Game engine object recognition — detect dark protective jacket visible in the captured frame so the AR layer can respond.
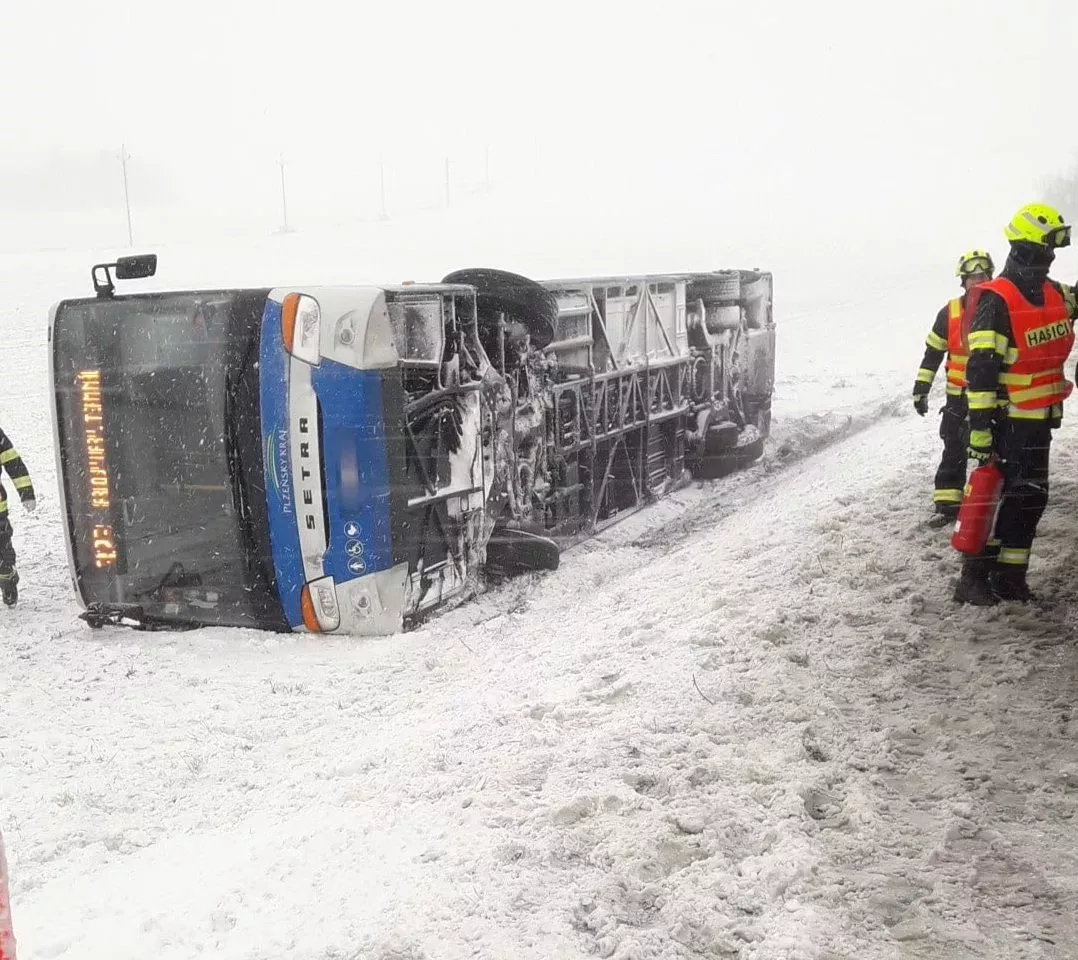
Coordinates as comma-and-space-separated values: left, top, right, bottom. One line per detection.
964, 242, 1078, 435
0, 428, 34, 516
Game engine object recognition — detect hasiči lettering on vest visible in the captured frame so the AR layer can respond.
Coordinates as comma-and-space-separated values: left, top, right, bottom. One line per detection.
1024, 320, 1073, 348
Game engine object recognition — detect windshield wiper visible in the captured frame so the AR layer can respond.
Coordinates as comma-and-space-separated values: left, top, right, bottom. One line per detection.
224, 364, 262, 592
80, 602, 200, 632
224, 372, 251, 522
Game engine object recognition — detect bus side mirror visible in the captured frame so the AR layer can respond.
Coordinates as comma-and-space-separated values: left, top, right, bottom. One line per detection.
92, 254, 158, 298
115, 254, 157, 280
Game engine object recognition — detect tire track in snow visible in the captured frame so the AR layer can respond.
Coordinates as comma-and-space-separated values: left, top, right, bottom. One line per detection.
615, 394, 910, 552
427, 392, 912, 634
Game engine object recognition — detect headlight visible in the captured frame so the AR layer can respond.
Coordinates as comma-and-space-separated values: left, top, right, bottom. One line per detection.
299, 575, 340, 632
282, 293, 322, 365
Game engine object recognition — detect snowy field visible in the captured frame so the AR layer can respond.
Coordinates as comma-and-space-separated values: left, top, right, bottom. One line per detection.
2, 209, 1078, 959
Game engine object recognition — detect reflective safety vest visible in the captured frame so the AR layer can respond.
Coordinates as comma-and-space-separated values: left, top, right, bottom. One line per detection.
944, 297, 968, 390
983, 278, 1075, 409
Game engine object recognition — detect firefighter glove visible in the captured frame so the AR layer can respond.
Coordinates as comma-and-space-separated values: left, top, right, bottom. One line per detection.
967, 428, 993, 466
913, 395, 929, 417
23, 498, 35, 513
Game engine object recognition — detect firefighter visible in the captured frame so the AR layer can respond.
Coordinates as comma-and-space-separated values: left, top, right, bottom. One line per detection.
954, 202, 1078, 605
913, 249, 995, 520
0, 427, 35, 607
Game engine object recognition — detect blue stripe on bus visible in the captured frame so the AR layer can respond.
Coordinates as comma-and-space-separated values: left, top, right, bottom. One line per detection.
258, 298, 305, 628
310, 362, 392, 583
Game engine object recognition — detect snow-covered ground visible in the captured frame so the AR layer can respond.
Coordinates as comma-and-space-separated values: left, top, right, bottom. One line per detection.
2, 217, 1078, 959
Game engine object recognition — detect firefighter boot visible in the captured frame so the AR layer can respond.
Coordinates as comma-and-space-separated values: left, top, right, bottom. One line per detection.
990, 564, 1034, 604
928, 501, 960, 528
0, 569, 18, 607
953, 556, 997, 606
934, 501, 960, 521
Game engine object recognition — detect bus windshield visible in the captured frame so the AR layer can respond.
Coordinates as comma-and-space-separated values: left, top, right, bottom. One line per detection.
52, 290, 288, 630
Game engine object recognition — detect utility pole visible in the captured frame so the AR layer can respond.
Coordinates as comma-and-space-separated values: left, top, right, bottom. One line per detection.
278, 154, 291, 233
379, 154, 388, 221
119, 144, 133, 247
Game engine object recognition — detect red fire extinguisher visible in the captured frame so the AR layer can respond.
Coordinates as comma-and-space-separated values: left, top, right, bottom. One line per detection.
951, 459, 1004, 555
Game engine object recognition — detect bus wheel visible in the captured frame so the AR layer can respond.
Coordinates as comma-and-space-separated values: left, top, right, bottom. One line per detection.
736, 435, 766, 467
442, 267, 559, 350
689, 420, 741, 479
484, 518, 560, 580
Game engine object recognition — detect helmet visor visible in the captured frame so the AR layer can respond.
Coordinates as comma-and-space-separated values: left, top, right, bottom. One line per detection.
958, 255, 993, 277
1045, 224, 1072, 249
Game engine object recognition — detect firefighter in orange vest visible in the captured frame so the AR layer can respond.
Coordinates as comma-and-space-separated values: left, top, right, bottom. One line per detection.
913, 249, 995, 520
955, 203, 1078, 605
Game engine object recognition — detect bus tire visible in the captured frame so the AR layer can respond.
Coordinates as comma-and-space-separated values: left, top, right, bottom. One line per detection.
689, 420, 741, 480
442, 268, 559, 349
484, 518, 561, 579
736, 435, 766, 467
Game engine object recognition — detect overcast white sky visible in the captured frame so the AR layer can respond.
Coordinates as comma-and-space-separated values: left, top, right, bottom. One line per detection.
3, 0, 1078, 266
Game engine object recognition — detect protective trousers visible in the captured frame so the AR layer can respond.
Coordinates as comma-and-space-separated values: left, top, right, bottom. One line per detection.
934, 393, 969, 508
987, 417, 1053, 568
0, 514, 15, 576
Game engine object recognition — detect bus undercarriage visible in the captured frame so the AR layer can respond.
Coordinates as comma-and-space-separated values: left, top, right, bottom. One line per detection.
398, 267, 775, 623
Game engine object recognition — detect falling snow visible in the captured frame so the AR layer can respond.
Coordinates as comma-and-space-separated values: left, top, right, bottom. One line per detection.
1, 219, 1077, 959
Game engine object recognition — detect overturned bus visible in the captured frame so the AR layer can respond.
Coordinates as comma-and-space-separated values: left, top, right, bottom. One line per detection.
49, 256, 775, 634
